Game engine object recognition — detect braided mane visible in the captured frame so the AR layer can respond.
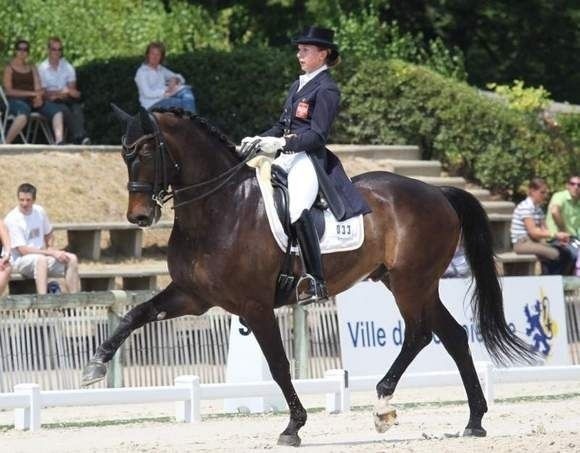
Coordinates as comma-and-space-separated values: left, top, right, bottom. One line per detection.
151, 107, 237, 152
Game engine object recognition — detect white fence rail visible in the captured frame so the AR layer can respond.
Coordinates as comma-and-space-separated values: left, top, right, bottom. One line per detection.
2, 369, 349, 431
3, 363, 580, 431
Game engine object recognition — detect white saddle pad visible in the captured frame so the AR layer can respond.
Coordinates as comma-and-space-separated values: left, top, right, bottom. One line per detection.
248, 155, 365, 254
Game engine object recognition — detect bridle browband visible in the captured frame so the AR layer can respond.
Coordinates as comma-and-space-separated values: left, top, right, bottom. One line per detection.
121, 112, 260, 210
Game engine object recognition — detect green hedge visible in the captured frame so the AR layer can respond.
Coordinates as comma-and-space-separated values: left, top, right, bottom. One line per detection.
336, 59, 579, 195
77, 51, 579, 197
77, 46, 296, 144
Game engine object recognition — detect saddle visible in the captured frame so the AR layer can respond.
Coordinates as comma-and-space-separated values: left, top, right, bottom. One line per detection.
271, 164, 326, 239
270, 164, 326, 307
246, 154, 365, 307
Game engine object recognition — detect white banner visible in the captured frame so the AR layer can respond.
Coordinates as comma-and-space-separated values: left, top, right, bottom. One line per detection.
223, 316, 285, 413
336, 276, 570, 376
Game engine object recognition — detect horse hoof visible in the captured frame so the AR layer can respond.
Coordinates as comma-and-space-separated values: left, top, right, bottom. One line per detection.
463, 427, 487, 437
374, 396, 397, 433
81, 361, 107, 387
277, 433, 301, 447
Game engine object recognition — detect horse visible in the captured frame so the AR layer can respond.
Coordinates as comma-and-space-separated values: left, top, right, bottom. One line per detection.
81, 106, 534, 447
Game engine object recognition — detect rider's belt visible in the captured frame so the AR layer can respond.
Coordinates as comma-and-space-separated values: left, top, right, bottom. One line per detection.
280, 149, 296, 154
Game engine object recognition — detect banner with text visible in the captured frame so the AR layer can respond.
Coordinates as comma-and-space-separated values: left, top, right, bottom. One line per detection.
336, 276, 569, 376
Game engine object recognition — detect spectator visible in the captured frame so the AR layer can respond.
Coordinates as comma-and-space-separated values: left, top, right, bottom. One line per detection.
0, 219, 12, 295
135, 41, 197, 113
37, 37, 90, 145
442, 243, 470, 278
546, 174, 580, 275
2, 39, 65, 144
4, 183, 80, 294
510, 177, 574, 275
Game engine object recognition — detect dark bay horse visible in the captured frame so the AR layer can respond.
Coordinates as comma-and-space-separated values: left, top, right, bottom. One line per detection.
82, 107, 534, 446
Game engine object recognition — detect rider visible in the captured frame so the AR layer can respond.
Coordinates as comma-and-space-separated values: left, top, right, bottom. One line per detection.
242, 26, 361, 305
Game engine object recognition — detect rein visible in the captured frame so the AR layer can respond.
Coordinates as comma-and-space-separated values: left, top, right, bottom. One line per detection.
172, 142, 258, 208
123, 112, 260, 210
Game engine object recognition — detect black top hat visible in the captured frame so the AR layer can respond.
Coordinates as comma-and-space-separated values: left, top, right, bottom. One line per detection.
293, 26, 338, 51
293, 26, 340, 66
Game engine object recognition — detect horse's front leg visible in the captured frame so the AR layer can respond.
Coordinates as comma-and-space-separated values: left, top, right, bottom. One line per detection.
244, 303, 307, 447
81, 282, 210, 386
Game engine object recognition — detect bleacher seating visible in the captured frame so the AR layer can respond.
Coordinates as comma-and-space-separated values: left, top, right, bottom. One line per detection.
53, 220, 172, 260
2, 144, 543, 295
9, 263, 169, 294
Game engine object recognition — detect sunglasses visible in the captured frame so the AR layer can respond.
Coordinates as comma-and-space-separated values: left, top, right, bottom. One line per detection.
569, 182, 580, 187
16, 47, 29, 52
50, 47, 63, 52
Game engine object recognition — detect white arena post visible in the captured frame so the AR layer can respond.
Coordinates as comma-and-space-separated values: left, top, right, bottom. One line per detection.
174, 375, 201, 423
324, 369, 350, 413
14, 383, 40, 431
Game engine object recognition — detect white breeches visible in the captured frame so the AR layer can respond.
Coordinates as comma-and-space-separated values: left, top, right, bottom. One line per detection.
273, 151, 319, 223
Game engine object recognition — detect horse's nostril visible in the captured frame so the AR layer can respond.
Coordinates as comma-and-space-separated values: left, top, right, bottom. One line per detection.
136, 215, 150, 227
128, 213, 151, 226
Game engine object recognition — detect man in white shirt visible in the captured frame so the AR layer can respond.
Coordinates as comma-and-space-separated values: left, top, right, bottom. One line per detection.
134, 41, 196, 112
37, 36, 90, 145
4, 183, 80, 294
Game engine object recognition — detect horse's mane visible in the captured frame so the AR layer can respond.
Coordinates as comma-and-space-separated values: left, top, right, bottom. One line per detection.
151, 107, 237, 154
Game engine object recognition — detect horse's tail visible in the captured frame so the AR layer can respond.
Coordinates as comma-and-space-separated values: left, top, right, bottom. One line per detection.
440, 186, 537, 365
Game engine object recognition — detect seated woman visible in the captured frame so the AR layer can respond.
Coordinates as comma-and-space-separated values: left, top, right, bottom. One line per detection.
510, 177, 574, 275
134, 41, 197, 113
2, 39, 64, 144
0, 218, 12, 295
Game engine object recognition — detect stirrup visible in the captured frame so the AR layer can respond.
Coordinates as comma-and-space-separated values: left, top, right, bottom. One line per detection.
296, 274, 328, 306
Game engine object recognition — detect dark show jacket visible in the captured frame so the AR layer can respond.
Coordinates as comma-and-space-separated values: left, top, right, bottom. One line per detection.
261, 70, 371, 221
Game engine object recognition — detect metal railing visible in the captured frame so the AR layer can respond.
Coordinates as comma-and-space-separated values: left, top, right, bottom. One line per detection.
0, 291, 341, 391
1, 277, 579, 392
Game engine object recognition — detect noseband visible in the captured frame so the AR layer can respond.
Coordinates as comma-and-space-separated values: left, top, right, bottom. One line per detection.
122, 112, 261, 210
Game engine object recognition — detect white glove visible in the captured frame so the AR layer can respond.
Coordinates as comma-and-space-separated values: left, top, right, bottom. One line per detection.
238, 136, 261, 155
258, 136, 286, 154
241, 135, 261, 146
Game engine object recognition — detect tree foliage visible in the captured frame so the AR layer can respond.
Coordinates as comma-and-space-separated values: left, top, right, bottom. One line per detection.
0, 0, 230, 65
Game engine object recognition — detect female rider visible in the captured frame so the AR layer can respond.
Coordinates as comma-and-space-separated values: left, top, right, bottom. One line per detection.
242, 26, 354, 305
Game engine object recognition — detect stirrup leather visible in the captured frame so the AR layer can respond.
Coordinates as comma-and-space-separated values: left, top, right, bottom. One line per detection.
296, 273, 328, 306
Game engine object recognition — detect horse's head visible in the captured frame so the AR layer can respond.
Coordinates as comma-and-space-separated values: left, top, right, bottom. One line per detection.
113, 104, 180, 227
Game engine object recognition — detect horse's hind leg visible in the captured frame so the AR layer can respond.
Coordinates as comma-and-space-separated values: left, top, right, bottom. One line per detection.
243, 305, 306, 447
81, 282, 210, 386
374, 280, 434, 433
432, 300, 488, 437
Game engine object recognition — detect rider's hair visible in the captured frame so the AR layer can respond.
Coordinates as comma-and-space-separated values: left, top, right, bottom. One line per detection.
145, 41, 166, 64
17, 183, 37, 199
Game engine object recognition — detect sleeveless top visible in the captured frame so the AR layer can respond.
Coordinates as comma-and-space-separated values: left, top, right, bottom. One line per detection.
10, 64, 35, 92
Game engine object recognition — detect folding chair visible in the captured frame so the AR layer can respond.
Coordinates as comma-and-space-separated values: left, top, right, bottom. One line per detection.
27, 111, 55, 144
0, 86, 28, 144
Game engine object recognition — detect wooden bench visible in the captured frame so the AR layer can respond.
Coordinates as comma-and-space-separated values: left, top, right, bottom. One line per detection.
488, 213, 513, 253
53, 220, 173, 260
496, 252, 538, 276
9, 263, 169, 294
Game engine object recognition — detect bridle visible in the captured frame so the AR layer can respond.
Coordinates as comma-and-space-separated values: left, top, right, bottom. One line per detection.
122, 112, 261, 210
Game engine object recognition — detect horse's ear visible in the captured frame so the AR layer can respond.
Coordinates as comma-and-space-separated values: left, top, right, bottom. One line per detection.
139, 107, 155, 134
111, 103, 132, 125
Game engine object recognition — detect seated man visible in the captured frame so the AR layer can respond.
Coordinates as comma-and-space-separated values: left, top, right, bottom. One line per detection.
37, 36, 90, 145
546, 174, 580, 275
135, 41, 197, 113
4, 183, 80, 294
510, 177, 573, 275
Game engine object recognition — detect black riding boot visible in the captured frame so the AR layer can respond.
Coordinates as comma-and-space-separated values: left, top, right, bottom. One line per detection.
293, 210, 328, 305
